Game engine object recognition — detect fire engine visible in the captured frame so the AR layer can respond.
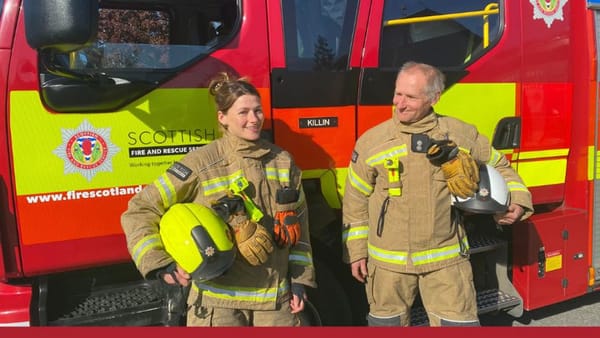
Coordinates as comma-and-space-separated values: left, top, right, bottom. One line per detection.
1, 0, 600, 327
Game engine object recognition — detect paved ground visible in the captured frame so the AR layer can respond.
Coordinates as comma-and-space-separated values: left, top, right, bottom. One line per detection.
480, 291, 600, 326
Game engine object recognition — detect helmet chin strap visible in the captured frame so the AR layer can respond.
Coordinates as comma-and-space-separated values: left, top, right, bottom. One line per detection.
451, 206, 469, 258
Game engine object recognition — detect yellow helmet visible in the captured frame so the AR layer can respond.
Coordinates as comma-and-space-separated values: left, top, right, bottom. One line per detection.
159, 203, 235, 281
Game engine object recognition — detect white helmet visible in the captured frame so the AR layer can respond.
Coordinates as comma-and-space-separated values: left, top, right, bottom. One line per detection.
452, 164, 510, 214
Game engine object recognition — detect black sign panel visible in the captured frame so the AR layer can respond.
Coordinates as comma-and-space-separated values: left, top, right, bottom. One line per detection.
299, 117, 338, 129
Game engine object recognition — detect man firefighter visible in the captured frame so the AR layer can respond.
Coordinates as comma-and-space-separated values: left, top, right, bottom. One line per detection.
342, 61, 533, 326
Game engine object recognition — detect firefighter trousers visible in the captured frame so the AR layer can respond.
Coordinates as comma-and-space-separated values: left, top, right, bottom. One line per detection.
366, 260, 479, 326
187, 301, 301, 327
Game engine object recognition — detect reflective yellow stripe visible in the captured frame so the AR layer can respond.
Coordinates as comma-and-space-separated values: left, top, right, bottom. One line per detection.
289, 250, 313, 267
366, 145, 408, 166
265, 167, 290, 185
517, 159, 567, 187
518, 148, 569, 160
589, 146, 600, 180
411, 237, 469, 265
361, 146, 408, 197
342, 225, 369, 243
132, 234, 163, 266
368, 243, 409, 264
368, 237, 469, 266
201, 170, 244, 196
487, 147, 503, 166
589, 146, 595, 180
507, 181, 528, 192
348, 166, 373, 196
153, 173, 176, 209
492, 148, 571, 188
193, 279, 289, 303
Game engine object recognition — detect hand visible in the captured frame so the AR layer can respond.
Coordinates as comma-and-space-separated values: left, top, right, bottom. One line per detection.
494, 203, 524, 225
160, 264, 191, 287
290, 283, 307, 314
351, 258, 368, 283
290, 294, 305, 314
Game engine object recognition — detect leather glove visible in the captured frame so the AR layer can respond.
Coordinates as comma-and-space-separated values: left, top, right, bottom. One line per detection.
234, 219, 274, 266
273, 210, 301, 248
427, 140, 479, 199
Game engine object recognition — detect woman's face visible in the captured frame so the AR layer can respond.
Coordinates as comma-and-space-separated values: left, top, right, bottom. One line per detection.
218, 94, 264, 141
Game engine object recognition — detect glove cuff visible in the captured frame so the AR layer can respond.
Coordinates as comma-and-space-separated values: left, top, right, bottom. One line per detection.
230, 214, 250, 227
426, 140, 459, 166
154, 262, 178, 285
291, 283, 306, 298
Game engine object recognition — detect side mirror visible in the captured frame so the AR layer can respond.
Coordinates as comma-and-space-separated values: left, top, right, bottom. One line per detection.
24, 0, 99, 52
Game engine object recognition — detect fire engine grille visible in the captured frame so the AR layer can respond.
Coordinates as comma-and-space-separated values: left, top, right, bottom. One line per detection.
410, 288, 521, 326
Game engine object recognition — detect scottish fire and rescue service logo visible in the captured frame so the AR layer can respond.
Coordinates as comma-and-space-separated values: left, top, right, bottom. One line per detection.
53, 120, 120, 181
530, 0, 568, 28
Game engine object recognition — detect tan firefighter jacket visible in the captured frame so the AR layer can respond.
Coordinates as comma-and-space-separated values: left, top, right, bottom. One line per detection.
121, 131, 316, 311
342, 112, 533, 274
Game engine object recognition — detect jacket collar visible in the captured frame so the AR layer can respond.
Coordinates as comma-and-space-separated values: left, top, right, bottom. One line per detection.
393, 110, 439, 134
223, 131, 271, 159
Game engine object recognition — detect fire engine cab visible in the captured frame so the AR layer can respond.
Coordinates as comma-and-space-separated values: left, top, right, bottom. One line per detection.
1, 0, 600, 326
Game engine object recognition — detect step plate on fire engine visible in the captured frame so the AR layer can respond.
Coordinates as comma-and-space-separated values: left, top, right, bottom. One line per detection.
48, 280, 164, 326
410, 288, 521, 326
467, 234, 505, 254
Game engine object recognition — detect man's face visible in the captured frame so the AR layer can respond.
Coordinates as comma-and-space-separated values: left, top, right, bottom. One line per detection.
392, 69, 439, 123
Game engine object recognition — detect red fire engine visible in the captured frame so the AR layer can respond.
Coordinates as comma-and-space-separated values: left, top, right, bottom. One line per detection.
1, 0, 599, 326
